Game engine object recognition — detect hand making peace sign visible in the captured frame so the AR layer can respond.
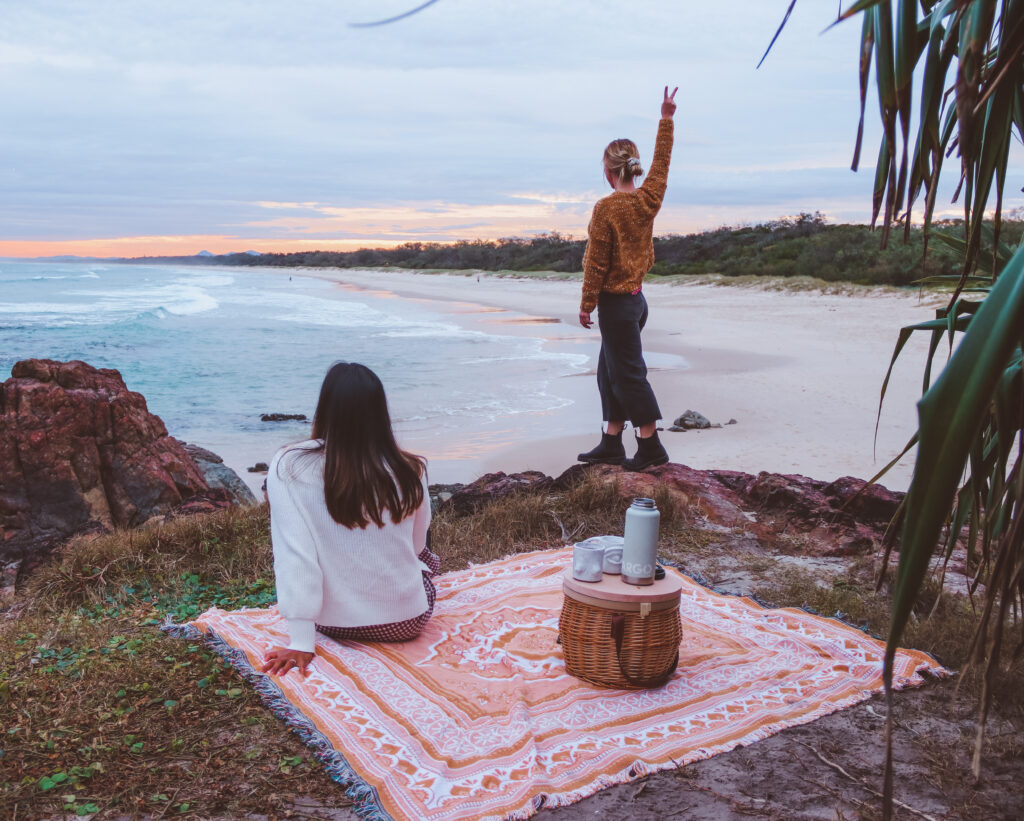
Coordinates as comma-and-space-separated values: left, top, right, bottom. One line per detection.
662, 86, 678, 119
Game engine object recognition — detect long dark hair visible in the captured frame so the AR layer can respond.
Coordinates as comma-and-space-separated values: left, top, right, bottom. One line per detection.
301, 362, 424, 528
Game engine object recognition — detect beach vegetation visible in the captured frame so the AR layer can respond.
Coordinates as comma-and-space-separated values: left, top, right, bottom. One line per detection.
766, 1, 1024, 812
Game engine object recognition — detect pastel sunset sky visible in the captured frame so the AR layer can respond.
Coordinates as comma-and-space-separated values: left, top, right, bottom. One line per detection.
2, 1, 1021, 258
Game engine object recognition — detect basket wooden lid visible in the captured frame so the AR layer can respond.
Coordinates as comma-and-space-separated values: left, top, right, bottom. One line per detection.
562, 567, 682, 603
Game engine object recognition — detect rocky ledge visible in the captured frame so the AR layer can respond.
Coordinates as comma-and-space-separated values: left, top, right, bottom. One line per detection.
435, 463, 904, 559
0, 360, 253, 575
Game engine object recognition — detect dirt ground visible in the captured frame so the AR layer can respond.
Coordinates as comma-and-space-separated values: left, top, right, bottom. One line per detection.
283, 682, 1022, 820
542, 684, 1023, 821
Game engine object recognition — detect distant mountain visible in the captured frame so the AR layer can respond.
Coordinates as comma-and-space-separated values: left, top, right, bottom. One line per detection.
25, 255, 110, 262
196, 250, 214, 257
243, 250, 261, 256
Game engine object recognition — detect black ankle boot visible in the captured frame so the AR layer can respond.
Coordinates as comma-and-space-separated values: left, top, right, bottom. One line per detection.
623, 430, 669, 471
577, 430, 625, 465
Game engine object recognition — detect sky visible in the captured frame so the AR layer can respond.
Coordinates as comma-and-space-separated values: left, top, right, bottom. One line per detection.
2, 0, 1021, 258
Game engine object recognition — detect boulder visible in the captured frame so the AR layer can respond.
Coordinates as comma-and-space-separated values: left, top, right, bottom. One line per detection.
162, 487, 235, 520
0, 359, 210, 563
711, 470, 904, 554
671, 410, 712, 430
260, 413, 307, 422
182, 444, 257, 507
428, 482, 466, 513
554, 463, 758, 533
439, 471, 553, 516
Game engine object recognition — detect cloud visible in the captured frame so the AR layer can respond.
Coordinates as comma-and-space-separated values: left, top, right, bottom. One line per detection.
2, 1, 1021, 255
243, 199, 591, 240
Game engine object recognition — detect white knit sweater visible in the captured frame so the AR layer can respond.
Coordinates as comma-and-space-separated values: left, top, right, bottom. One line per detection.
267, 441, 432, 653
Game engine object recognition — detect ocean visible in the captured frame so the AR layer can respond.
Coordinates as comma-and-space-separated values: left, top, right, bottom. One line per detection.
0, 261, 591, 487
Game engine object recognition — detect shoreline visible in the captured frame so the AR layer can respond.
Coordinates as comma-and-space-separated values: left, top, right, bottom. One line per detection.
232, 266, 940, 492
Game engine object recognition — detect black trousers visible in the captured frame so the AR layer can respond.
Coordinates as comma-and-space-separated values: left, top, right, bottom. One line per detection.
596, 291, 662, 427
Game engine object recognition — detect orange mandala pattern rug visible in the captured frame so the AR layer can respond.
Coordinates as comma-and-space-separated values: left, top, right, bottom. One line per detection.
167, 547, 947, 821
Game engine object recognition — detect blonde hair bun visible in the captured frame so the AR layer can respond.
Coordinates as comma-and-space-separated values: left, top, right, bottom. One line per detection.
603, 138, 644, 183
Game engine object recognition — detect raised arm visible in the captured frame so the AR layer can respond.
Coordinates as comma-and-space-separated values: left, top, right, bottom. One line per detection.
640, 86, 677, 211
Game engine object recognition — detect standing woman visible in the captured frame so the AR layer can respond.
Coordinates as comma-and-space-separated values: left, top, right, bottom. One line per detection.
577, 86, 677, 471
261, 362, 438, 677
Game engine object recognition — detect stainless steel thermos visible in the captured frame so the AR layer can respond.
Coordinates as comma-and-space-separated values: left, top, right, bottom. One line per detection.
622, 497, 660, 585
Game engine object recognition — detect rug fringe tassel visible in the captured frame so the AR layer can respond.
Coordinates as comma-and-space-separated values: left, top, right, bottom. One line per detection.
161, 617, 393, 821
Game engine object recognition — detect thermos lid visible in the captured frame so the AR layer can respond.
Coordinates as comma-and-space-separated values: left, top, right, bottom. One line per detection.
631, 497, 657, 509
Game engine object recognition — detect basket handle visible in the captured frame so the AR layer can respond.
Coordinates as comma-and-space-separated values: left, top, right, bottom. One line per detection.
610, 614, 678, 688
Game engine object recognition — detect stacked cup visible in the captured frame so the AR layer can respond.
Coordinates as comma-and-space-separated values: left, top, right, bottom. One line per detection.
572, 535, 625, 582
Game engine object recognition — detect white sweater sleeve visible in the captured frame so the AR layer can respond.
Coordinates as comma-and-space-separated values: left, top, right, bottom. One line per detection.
412, 472, 432, 556
267, 455, 323, 653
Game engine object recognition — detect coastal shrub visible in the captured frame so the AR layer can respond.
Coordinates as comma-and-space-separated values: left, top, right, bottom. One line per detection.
124, 216, 1024, 289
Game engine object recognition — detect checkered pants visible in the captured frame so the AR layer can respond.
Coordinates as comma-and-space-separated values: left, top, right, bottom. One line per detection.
315, 547, 440, 643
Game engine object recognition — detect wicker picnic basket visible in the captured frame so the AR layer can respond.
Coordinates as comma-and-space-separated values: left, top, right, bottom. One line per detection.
559, 572, 682, 689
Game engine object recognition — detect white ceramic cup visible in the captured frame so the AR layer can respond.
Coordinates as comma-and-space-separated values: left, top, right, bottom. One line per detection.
572, 543, 605, 582
602, 546, 623, 574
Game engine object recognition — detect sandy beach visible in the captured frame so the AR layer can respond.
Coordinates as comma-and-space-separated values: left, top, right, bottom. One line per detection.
279, 269, 942, 492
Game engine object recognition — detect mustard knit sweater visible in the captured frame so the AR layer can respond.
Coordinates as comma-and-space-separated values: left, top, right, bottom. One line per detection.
580, 117, 674, 314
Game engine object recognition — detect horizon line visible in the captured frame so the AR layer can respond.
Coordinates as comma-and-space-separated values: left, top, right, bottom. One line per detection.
0, 213, 901, 260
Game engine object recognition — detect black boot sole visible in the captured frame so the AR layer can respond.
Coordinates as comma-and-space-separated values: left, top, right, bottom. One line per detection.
622, 453, 669, 472
577, 454, 625, 465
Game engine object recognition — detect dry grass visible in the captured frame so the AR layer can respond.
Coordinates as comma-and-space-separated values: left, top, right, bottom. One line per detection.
24, 504, 274, 615
0, 505, 347, 819
430, 471, 710, 572
754, 565, 1024, 709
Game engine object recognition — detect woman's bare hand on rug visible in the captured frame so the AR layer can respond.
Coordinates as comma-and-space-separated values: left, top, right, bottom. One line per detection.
262, 647, 314, 676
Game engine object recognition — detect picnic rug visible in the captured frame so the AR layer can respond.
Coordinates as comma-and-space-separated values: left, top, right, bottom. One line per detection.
165, 547, 948, 821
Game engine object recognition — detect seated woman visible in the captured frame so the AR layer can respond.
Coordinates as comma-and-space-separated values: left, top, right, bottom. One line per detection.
261, 362, 438, 677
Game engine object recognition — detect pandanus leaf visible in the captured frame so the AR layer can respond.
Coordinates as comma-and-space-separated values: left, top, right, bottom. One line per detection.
893, 0, 919, 229
882, 248, 1024, 816
956, 0, 997, 169
966, 79, 1015, 276
838, 0, 888, 23
908, 12, 955, 245
872, 134, 891, 227
908, 24, 942, 182
756, 0, 798, 69
972, 2, 1024, 113
873, 308, 973, 456
885, 245, 1024, 714
853, 12, 876, 170
874, 4, 901, 245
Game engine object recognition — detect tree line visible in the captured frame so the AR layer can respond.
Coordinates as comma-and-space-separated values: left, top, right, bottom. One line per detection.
128, 213, 1024, 287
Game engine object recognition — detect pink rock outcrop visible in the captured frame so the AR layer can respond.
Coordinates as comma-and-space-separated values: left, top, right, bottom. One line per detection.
0, 359, 210, 562
442, 463, 904, 558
